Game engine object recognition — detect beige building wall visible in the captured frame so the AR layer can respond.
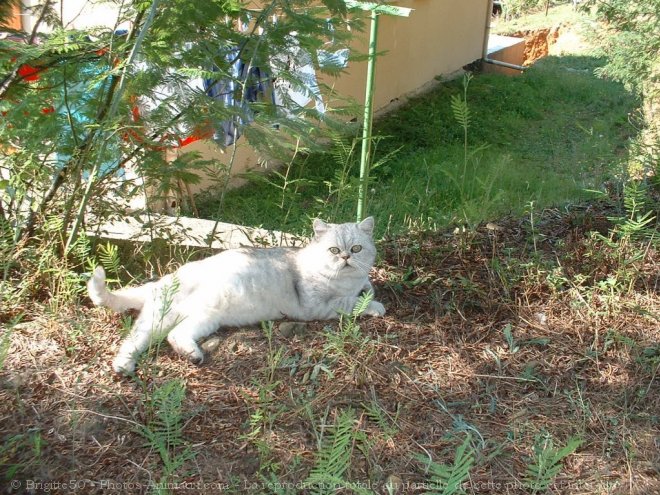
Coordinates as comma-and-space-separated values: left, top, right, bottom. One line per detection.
172, 138, 261, 196
327, 0, 490, 113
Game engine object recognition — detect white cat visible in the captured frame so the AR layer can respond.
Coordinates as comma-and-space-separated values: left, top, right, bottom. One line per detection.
88, 217, 385, 374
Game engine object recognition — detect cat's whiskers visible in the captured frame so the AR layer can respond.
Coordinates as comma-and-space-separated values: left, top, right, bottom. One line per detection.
348, 257, 370, 275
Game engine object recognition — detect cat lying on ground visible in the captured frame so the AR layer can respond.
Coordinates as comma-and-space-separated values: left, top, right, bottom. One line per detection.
88, 217, 385, 374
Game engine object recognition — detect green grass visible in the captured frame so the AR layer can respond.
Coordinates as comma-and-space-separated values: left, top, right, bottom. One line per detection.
195, 45, 639, 237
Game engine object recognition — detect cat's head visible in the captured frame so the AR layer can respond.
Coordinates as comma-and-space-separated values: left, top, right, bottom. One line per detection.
310, 217, 376, 276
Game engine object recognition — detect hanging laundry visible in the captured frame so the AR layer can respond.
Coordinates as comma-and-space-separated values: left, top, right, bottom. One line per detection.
270, 33, 350, 118
270, 34, 325, 116
318, 47, 350, 71
203, 48, 275, 147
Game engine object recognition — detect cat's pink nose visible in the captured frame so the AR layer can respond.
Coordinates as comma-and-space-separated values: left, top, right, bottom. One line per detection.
341, 253, 350, 260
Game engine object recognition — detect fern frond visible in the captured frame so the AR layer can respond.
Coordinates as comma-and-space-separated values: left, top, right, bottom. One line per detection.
137, 378, 194, 477
70, 234, 92, 265
416, 435, 474, 495
352, 290, 374, 317
43, 215, 64, 234
523, 433, 582, 494
623, 180, 647, 219
329, 133, 355, 167
150, 379, 187, 448
450, 94, 470, 130
98, 242, 121, 278
304, 409, 359, 495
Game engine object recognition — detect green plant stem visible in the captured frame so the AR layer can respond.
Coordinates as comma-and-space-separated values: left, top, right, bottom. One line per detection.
357, 9, 379, 223
461, 74, 471, 191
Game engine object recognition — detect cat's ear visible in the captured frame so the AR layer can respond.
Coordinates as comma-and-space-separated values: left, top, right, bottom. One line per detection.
358, 216, 375, 235
313, 218, 329, 237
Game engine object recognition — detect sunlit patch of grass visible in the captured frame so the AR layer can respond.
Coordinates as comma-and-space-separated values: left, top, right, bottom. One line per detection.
197, 50, 639, 237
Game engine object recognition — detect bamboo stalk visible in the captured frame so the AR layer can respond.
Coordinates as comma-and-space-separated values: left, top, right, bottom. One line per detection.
356, 9, 379, 223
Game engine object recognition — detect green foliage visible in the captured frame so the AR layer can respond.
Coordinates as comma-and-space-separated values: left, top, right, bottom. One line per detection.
523, 433, 582, 494
0, 430, 44, 481
137, 378, 195, 490
0, 327, 10, 371
586, 0, 660, 92
97, 241, 121, 279
156, 276, 180, 332
303, 409, 371, 495
500, 0, 549, 19
416, 435, 475, 495
324, 291, 374, 360
584, 0, 660, 268
0, 0, 21, 24
450, 73, 472, 139
361, 400, 399, 440
1, 218, 95, 312
502, 323, 520, 354
615, 181, 657, 241
262, 320, 285, 385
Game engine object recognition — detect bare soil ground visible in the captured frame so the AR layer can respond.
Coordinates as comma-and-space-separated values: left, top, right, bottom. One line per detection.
1, 202, 658, 494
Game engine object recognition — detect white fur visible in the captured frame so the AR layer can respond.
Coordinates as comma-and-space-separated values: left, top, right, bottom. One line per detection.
88, 217, 385, 374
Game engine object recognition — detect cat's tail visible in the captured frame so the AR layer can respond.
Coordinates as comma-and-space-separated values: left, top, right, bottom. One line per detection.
87, 266, 149, 312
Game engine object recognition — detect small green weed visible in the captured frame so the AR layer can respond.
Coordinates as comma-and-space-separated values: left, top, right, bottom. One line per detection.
136, 379, 195, 493
323, 291, 375, 359
416, 434, 475, 495
0, 430, 44, 481
303, 409, 370, 495
502, 324, 520, 354
523, 432, 582, 494
238, 321, 289, 475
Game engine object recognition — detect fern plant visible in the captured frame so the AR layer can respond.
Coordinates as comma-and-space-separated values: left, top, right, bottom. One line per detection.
362, 400, 399, 441
523, 432, 582, 494
591, 179, 659, 299
324, 290, 374, 359
616, 181, 657, 242
137, 378, 195, 490
450, 72, 473, 185
303, 409, 372, 495
95, 241, 122, 281
416, 434, 475, 495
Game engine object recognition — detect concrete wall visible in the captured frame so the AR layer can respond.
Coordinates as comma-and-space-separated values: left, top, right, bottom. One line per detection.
483, 34, 526, 76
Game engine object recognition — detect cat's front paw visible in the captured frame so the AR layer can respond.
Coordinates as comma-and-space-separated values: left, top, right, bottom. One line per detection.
112, 355, 136, 375
364, 300, 386, 317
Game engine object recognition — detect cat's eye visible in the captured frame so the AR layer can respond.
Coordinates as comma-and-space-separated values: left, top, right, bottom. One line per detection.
329, 247, 340, 255
351, 245, 362, 253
